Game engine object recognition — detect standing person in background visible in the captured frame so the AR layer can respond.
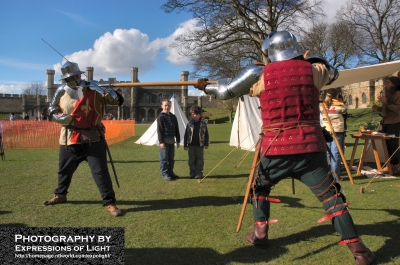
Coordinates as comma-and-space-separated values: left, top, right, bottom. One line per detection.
338, 94, 348, 149
372, 76, 400, 174
184, 105, 209, 179
43, 61, 124, 217
320, 88, 347, 179
9, 113, 16, 121
194, 30, 375, 264
157, 99, 180, 181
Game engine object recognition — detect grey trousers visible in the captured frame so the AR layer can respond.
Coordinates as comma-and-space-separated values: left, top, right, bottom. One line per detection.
188, 146, 204, 177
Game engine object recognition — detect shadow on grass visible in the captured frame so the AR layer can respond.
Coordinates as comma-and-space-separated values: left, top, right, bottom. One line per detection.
112, 160, 160, 163
0, 211, 27, 227
209, 140, 230, 144
67, 196, 238, 212
199, 173, 249, 180
0, 223, 27, 227
111, 159, 188, 163
125, 210, 400, 264
125, 245, 286, 265
124, 227, 334, 264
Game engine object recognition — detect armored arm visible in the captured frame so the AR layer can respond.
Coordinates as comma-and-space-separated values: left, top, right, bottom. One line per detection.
48, 84, 73, 125
88, 81, 124, 106
202, 64, 264, 100
305, 54, 339, 85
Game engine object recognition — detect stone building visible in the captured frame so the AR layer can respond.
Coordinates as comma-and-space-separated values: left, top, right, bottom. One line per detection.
341, 79, 384, 109
0, 93, 47, 120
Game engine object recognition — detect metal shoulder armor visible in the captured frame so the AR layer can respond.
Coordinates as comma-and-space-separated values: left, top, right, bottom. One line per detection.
204, 64, 264, 100
48, 84, 73, 125
306, 54, 339, 85
88, 80, 123, 105
48, 84, 66, 115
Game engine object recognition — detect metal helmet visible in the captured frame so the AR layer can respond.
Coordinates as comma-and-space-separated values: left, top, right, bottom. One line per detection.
262, 31, 304, 62
60, 61, 84, 80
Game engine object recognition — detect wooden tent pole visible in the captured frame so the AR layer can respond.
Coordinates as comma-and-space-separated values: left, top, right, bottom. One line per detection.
236, 135, 263, 233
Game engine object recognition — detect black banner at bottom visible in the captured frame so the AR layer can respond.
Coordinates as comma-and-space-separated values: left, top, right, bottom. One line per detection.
0, 227, 124, 264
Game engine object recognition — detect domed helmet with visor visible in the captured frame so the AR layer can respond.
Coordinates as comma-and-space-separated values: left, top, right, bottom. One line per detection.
262, 31, 304, 62
60, 61, 85, 88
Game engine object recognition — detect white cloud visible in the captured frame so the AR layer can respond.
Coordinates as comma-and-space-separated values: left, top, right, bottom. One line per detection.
188, 88, 206, 96
51, 22, 201, 81
54, 28, 165, 79
0, 84, 26, 94
162, 19, 200, 66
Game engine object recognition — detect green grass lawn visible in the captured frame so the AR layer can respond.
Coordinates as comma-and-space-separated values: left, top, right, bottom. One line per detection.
1, 111, 399, 264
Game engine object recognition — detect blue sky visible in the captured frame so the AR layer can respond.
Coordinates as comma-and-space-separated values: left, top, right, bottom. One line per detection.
0, 0, 344, 95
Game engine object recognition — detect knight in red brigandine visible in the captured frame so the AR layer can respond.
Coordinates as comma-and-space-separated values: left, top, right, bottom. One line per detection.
194, 31, 375, 265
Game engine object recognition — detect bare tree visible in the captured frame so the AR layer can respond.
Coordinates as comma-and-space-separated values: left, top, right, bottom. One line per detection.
163, 0, 324, 123
22, 81, 46, 96
219, 97, 239, 123
162, 0, 324, 78
337, 0, 400, 64
299, 21, 362, 69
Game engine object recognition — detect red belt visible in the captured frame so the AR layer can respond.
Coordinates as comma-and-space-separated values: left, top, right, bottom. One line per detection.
254, 196, 281, 203
254, 219, 278, 225
339, 237, 360, 245
318, 209, 349, 223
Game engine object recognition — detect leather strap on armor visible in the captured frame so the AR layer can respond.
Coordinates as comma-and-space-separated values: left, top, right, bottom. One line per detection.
339, 237, 360, 245
253, 195, 281, 203
309, 171, 333, 192
310, 171, 351, 223
254, 220, 278, 225
324, 203, 350, 214
259, 120, 321, 161
318, 209, 349, 223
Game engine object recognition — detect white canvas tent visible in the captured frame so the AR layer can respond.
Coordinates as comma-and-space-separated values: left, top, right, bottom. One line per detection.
135, 95, 188, 146
229, 95, 262, 151
323, 60, 400, 90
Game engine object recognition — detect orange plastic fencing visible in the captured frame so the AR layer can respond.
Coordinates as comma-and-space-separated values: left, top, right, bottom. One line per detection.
0, 120, 135, 149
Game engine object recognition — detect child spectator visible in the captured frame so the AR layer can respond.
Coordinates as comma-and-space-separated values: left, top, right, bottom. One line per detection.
184, 105, 209, 179
157, 99, 180, 181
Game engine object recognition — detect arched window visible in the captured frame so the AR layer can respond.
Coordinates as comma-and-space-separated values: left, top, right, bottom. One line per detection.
349, 95, 353, 106
362, 93, 367, 104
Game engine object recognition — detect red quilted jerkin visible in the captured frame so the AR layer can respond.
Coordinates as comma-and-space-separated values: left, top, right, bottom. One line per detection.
259, 60, 326, 156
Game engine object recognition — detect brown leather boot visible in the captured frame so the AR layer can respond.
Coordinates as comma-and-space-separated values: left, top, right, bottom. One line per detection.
244, 223, 268, 248
347, 241, 376, 265
106, 204, 122, 217
43, 195, 67, 205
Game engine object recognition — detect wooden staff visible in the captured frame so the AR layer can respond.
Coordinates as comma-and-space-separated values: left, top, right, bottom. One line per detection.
320, 102, 354, 184
236, 134, 263, 233
98, 80, 217, 87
